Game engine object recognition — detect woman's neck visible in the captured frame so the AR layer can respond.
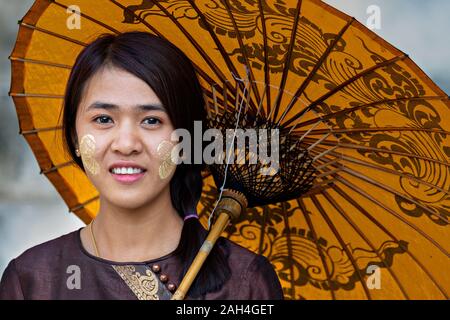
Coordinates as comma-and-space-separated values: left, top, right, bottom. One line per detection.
81, 187, 184, 263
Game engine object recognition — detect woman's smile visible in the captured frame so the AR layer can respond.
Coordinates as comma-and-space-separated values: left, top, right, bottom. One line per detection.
109, 161, 148, 185
110, 170, 146, 184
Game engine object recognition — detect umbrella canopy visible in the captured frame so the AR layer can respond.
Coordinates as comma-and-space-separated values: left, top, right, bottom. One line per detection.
10, 0, 450, 299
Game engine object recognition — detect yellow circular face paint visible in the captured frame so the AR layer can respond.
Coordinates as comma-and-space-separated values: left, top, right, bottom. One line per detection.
79, 134, 100, 175
157, 140, 176, 180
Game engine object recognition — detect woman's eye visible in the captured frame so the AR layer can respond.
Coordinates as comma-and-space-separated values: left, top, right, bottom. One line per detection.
143, 117, 161, 126
94, 115, 113, 124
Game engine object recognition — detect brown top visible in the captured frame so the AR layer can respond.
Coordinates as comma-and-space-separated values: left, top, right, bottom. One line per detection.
0, 228, 284, 300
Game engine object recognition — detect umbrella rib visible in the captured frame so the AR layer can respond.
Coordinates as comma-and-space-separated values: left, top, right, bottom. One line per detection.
280, 202, 297, 299
70, 195, 100, 213
185, 0, 259, 111
258, 206, 269, 255
9, 93, 64, 99
331, 183, 449, 298
21, 126, 62, 135
40, 161, 75, 175
257, 0, 270, 118
110, 0, 254, 112
309, 195, 372, 299
287, 96, 447, 130
312, 148, 450, 196
297, 199, 336, 300
332, 175, 449, 258
52, 1, 120, 34
282, 54, 409, 128
337, 166, 449, 225
271, 0, 303, 122
9, 57, 72, 70
276, 17, 355, 126
294, 126, 450, 136
301, 138, 450, 167
109, 0, 239, 100
19, 22, 88, 47
320, 190, 410, 299
203, 85, 239, 112
221, 0, 262, 112
310, 151, 450, 226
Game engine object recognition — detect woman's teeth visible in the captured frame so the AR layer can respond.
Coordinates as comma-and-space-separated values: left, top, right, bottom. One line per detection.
111, 167, 144, 175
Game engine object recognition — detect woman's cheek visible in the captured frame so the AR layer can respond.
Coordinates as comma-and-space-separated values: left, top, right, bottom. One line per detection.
156, 139, 177, 180
79, 134, 100, 176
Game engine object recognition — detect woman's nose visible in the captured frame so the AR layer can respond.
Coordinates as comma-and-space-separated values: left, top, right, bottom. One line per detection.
110, 124, 143, 155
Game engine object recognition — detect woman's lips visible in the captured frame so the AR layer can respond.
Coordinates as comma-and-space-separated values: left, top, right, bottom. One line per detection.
110, 172, 146, 184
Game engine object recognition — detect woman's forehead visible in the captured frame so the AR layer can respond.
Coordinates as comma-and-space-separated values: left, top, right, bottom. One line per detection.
79, 66, 163, 113
85, 101, 166, 114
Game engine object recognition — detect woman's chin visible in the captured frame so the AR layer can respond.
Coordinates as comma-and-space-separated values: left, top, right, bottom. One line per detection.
101, 193, 157, 211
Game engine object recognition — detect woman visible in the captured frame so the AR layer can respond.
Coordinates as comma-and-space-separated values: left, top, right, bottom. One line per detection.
0, 32, 283, 300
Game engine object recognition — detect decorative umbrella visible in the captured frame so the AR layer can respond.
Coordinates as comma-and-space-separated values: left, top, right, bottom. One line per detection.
10, 0, 450, 299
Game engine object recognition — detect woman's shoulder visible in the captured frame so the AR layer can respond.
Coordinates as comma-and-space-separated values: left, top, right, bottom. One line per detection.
9, 229, 81, 271
211, 237, 284, 299
219, 237, 269, 269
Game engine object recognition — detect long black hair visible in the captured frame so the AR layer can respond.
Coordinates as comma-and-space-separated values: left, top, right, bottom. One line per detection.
62, 31, 230, 298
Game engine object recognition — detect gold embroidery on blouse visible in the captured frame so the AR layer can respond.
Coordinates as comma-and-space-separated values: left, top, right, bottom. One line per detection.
112, 265, 159, 300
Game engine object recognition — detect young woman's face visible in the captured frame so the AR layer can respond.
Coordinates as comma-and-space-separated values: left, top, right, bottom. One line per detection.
75, 65, 176, 210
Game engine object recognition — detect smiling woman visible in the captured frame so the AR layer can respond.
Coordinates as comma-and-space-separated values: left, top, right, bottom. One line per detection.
0, 32, 283, 300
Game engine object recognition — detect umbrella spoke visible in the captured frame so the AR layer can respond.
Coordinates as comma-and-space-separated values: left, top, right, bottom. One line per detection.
276, 17, 355, 126
271, 0, 303, 121
21, 126, 62, 135
221, 0, 262, 111
283, 54, 409, 128
52, 1, 120, 34
310, 149, 450, 226
320, 189, 410, 299
301, 138, 450, 167
10, 93, 63, 99
40, 160, 75, 175
256, 0, 271, 119
20, 22, 88, 47
69, 195, 99, 214
294, 126, 450, 137
331, 184, 449, 299
185, 0, 259, 111
297, 199, 336, 299
310, 195, 372, 299
287, 96, 446, 130
311, 148, 450, 196
279, 201, 297, 299
258, 206, 270, 255
9, 57, 72, 70
338, 166, 449, 225
109, 0, 241, 105
332, 175, 449, 258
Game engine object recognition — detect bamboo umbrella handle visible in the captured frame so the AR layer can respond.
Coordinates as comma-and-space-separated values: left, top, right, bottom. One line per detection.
171, 189, 248, 300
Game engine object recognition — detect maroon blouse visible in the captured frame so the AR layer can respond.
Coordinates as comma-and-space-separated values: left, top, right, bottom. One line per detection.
0, 228, 284, 300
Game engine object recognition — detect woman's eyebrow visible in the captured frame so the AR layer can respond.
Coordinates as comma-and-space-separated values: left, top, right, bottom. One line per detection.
87, 102, 166, 113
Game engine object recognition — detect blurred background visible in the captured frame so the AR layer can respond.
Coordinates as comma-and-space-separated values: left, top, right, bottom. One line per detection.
1, 0, 449, 276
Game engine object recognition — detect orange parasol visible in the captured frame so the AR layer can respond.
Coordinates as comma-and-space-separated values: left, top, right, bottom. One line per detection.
9, 0, 450, 299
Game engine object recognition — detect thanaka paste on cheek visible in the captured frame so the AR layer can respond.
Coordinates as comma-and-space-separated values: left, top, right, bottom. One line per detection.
79, 134, 100, 175
156, 140, 176, 180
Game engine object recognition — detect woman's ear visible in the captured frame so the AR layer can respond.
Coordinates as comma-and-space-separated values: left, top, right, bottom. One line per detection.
74, 139, 81, 157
